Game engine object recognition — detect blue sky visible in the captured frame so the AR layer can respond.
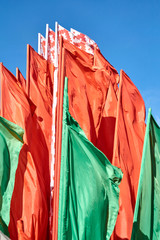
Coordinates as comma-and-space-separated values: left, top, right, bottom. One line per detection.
0, 0, 160, 122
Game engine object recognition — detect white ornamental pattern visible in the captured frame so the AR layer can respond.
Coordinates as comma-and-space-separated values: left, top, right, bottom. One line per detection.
48, 28, 55, 65
71, 28, 99, 55
40, 34, 46, 58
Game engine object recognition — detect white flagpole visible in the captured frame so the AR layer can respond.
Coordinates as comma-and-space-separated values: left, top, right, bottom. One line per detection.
54, 22, 58, 68
45, 24, 49, 60
51, 21, 58, 189
50, 22, 58, 237
38, 33, 41, 55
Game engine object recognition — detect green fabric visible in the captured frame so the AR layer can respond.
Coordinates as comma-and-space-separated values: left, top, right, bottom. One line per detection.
131, 109, 160, 240
0, 117, 24, 236
58, 77, 123, 240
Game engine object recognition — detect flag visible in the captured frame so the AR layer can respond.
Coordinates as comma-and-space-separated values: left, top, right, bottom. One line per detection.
111, 70, 146, 240
26, 45, 54, 155
57, 77, 122, 240
93, 48, 119, 161
0, 63, 50, 240
0, 117, 24, 237
48, 28, 55, 65
39, 34, 46, 58
0, 63, 34, 131
16, 68, 26, 92
63, 39, 119, 160
58, 25, 98, 55
58, 24, 74, 44
9, 143, 49, 240
96, 81, 118, 161
94, 48, 119, 95
52, 39, 119, 239
71, 28, 99, 54
131, 109, 160, 240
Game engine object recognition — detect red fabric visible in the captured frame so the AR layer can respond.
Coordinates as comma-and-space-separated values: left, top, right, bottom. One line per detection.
94, 49, 119, 96
16, 68, 26, 92
63, 40, 119, 161
0, 64, 50, 240
52, 39, 119, 240
0, 64, 34, 131
111, 70, 146, 240
96, 81, 117, 161
28, 46, 54, 170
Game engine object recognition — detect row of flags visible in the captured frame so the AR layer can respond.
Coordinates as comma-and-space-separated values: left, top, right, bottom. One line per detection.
0, 22, 160, 240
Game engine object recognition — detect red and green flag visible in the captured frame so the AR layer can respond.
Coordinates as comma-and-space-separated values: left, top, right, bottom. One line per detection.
57, 77, 122, 240
0, 63, 50, 240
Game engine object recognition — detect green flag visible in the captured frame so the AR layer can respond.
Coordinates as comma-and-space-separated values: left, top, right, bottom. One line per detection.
58, 77, 122, 240
131, 109, 160, 240
0, 117, 24, 236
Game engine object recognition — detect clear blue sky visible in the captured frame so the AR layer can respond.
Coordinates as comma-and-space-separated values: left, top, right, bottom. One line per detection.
0, 0, 160, 122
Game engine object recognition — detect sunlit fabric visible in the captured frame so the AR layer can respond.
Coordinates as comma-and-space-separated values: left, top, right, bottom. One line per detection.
0, 64, 34, 132
0, 64, 50, 240
16, 68, 26, 92
111, 70, 146, 240
27, 46, 54, 172
131, 110, 160, 240
58, 78, 122, 240
0, 117, 24, 237
63, 40, 119, 162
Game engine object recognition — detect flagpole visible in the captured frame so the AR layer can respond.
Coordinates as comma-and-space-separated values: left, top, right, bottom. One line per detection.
51, 21, 59, 240
16, 67, 19, 81
26, 44, 30, 97
38, 33, 41, 55
51, 21, 58, 189
55, 45, 65, 240
45, 24, 49, 60
52, 33, 65, 240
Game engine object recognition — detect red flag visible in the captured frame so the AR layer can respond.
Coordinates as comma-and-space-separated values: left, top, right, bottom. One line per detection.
96, 81, 118, 161
111, 70, 146, 240
26, 45, 54, 164
52, 39, 119, 239
0, 63, 50, 240
63, 39, 119, 157
16, 67, 26, 92
71, 27, 99, 54
0, 63, 33, 131
94, 48, 119, 95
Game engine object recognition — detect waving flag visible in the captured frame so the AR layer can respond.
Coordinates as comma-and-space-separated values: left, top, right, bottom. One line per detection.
63, 39, 119, 157
52, 38, 119, 239
26, 45, 54, 146
0, 63, 34, 130
16, 67, 26, 92
131, 109, 160, 240
39, 34, 46, 58
0, 117, 24, 237
71, 28, 99, 54
111, 70, 146, 240
48, 28, 55, 65
57, 77, 122, 240
0, 63, 50, 240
